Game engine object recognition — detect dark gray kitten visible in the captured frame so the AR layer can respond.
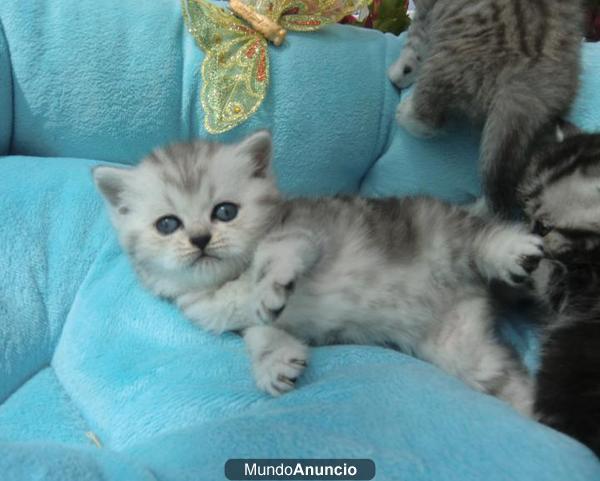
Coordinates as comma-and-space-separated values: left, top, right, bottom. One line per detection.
389, 0, 584, 217
94, 132, 544, 415
519, 122, 600, 455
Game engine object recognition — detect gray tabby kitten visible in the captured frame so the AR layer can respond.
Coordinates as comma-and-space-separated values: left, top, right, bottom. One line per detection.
520, 122, 600, 253
389, 0, 584, 217
518, 122, 600, 454
94, 131, 544, 415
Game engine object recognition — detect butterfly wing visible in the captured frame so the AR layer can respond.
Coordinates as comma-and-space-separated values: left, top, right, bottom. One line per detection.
183, 0, 252, 48
277, 0, 371, 31
183, 0, 269, 134
201, 35, 269, 134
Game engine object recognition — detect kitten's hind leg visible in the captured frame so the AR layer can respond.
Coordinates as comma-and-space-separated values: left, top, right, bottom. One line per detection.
473, 224, 544, 287
396, 75, 446, 138
244, 325, 309, 396
419, 296, 534, 416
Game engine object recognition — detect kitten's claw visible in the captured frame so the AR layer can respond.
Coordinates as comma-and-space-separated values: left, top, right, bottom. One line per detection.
253, 341, 308, 396
278, 374, 296, 387
481, 230, 544, 286
520, 253, 543, 274
251, 233, 318, 325
256, 284, 289, 324
271, 305, 285, 318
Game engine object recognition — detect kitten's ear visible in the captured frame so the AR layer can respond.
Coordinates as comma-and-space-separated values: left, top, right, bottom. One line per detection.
235, 130, 272, 177
93, 165, 132, 212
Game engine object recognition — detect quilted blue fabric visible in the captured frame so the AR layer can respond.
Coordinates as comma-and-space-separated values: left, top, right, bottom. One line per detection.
1, 1, 600, 480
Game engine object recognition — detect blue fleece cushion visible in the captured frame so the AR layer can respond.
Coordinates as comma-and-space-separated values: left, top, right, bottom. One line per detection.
1, 0, 600, 479
0, 17, 11, 154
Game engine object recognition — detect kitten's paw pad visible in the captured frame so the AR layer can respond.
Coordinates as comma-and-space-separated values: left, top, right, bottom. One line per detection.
253, 342, 309, 396
388, 50, 420, 89
396, 97, 438, 138
487, 231, 544, 286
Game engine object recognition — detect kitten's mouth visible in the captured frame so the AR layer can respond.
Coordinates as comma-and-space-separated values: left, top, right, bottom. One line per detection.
190, 252, 220, 265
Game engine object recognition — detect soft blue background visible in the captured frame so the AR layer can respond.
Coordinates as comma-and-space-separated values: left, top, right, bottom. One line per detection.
1, 1, 600, 480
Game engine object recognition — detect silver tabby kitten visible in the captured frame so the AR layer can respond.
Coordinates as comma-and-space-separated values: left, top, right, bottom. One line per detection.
389, 0, 584, 217
519, 122, 600, 454
94, 131, 544, 415
520, 122, 600, 254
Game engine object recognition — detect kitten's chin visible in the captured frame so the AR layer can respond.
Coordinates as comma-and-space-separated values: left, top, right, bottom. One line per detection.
140, 257, 246, 299
187, 252, 248, 282
188, 252, 221, 267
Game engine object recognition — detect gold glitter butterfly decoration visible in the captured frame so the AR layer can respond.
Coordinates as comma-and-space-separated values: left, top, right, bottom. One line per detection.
182, 0, 371, 134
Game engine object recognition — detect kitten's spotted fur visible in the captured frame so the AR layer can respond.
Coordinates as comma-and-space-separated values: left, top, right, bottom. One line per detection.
95, 132, 543, 415
389, 0, 584, 217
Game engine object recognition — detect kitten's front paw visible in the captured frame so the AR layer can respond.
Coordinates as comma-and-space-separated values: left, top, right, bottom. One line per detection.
254, 277, 295, 324
388, 50, 420, 89
253, 258, 298, 323
253, 338, 308, 396
485, 230, 544, 286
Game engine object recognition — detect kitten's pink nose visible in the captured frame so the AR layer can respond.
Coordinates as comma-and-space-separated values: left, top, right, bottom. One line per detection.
190, 235, 211, 250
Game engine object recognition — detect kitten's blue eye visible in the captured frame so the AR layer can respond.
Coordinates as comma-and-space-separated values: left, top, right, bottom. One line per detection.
155, 215, 182, 235
212, 202, 238, 222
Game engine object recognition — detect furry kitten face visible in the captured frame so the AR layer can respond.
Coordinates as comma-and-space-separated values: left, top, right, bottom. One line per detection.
519, 124, 600, 257
93, 131, 280, 294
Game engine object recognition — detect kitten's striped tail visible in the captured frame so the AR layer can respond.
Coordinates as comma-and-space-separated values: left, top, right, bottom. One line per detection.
481, 90, 553, 218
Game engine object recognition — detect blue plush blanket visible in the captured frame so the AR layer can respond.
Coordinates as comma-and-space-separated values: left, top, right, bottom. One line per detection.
1, 1, 600, 480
